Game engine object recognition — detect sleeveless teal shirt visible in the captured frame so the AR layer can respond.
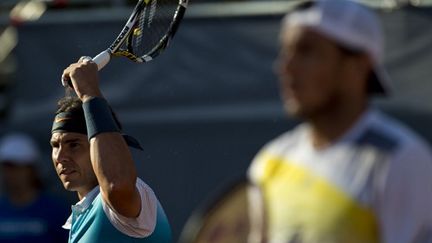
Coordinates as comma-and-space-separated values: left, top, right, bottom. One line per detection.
69, 194, 172, 243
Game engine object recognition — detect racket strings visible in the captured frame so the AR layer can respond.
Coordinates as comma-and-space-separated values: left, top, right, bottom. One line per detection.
128, 0, 180, 57
130, 3, 146, 49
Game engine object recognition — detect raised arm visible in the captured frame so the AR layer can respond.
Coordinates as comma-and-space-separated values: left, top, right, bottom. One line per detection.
62, 57, 141, 218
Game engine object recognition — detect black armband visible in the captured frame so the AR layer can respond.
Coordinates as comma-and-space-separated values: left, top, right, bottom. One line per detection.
82, 97, 120, 140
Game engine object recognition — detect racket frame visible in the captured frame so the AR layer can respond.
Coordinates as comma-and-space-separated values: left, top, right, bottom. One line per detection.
93, 0, 189, 70
179, 176, 267, 243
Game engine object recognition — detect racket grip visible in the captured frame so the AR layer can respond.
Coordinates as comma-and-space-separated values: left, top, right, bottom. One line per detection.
93, 50, 111, 71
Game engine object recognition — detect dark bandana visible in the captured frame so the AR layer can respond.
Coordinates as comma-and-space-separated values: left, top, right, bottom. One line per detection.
52, 111, 87, 135
51, 111, 143, 150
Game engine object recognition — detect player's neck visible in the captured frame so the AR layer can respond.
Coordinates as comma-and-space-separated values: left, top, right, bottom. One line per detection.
308, 101, 368, 149
77, 183, 99, 201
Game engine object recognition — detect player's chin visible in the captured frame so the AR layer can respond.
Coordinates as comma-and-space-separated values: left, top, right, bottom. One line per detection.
61, 180, 76, 191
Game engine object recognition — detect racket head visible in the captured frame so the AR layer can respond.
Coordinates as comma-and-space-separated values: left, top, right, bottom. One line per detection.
110, 0, 188, 63
179, 176, 267, 243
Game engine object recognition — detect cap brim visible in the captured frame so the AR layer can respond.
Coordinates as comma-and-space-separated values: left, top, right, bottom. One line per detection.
369, 64, 392, 96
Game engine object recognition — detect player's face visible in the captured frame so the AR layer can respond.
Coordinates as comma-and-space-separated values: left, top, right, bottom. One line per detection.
50, 132, 98, 197
275, 26, 348, 119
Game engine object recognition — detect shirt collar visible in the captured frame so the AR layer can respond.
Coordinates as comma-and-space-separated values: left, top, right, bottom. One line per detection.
62, 186, 100, 230
337, 108, 378, 144
301, 108, 378, 150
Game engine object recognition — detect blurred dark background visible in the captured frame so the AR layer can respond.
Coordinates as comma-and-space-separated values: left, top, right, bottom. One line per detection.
1, 0, 432, 241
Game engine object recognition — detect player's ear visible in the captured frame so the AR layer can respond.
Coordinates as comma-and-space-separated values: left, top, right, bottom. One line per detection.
343, 53, 373, 95
339, 47, 371, 81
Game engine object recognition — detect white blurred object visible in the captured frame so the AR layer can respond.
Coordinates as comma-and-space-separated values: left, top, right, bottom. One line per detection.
340, 0, 430, 8
0, 133, 41, 165
0, 27, 18, 64
0, 0, 47, 64
9, 0, 47, 23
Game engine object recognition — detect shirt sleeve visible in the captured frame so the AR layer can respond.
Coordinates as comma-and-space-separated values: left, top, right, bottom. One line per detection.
248, 149, 268, 185
377, 140, 432, 243
102, 178, 158, 238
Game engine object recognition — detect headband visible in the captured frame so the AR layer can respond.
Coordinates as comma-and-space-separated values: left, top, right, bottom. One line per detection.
52, 111, 87, 135
51, 110, 143, 150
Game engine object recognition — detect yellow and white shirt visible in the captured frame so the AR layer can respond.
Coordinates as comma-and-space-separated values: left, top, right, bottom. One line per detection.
248, 109, 432, 243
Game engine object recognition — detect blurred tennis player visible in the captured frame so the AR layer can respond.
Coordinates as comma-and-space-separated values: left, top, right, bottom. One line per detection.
50, 57, 171, 243
248, 1, 432, 242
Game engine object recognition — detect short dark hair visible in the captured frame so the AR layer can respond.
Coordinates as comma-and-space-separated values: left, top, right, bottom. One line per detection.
56, 96, 83, 114
55, 96, 123, 130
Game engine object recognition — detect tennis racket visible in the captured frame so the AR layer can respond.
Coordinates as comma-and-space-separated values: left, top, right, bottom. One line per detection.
93, 0, 188, 69
179, 176, 267, 243
62, 0, 188, 86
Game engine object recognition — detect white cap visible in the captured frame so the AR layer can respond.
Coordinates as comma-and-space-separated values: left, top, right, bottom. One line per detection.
0, 133, 40, 165
283, 0, 391, 95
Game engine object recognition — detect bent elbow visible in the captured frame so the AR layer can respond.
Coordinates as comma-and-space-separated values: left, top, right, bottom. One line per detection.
104, 180, 137, 200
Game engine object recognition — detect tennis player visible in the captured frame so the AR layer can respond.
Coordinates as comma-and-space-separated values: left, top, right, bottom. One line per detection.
50, 57, 171, 242
248, 1, 432, 242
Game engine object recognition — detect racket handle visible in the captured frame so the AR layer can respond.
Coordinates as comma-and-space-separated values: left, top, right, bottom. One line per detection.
93, 50, 111, 71
61, 51, 111, 87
